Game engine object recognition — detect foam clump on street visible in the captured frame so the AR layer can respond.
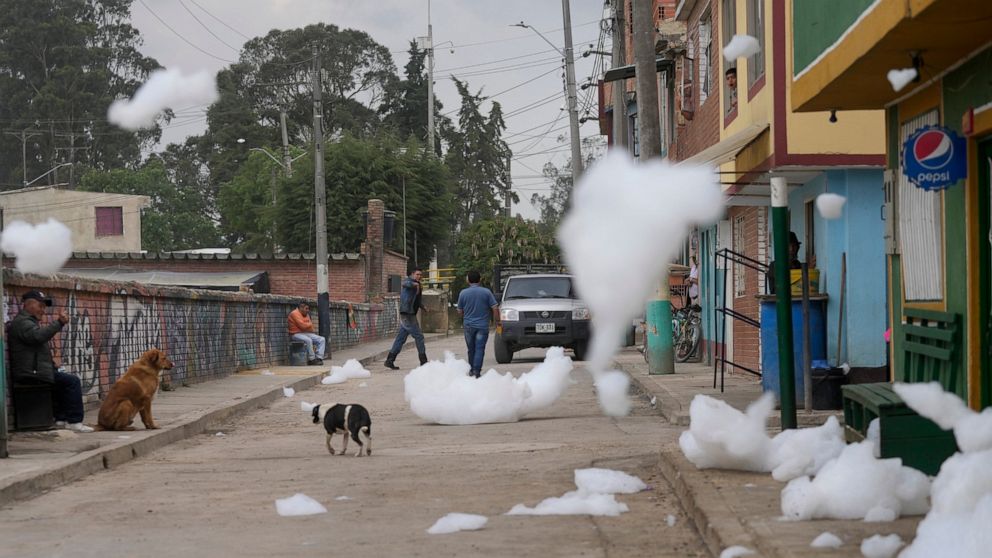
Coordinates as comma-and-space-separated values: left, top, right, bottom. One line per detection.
282, 387, 295, 398
810, 532, 843, 548
860, 534, 904, 558
426, 513, 488, 535
719, 546, 755, 558
558, 151, 724, 416
679, 393, 846, 481
507, 467, 645, 517
0, 219, 73, 275
300, 401, 316, 413
322, 359, 371, 385
815, 193, 847, 219
894, 382, 992, 558
404, 348, 573, 425
108, 68, 218, 130
723, 34, 761, 61
274, 493, 327, 517
780, 441, 930, 521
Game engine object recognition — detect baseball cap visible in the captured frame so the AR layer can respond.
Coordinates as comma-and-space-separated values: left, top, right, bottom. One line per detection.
789, 231, 801, 245
21, 290, 53, 306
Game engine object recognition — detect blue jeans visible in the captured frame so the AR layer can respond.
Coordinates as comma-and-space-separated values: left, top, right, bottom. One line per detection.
292, 332, 326, 360
464, 326, 489, 374
390, 314, 426, 355
53, 370, 84, 423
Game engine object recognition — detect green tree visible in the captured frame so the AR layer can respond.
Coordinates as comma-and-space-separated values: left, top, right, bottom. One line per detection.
443, 79, 514, 232
0, 0, 162, 189
217, 135, 453, 265
379, 41, 449, 154
453, 216, 560, 290
530, 137, 607, 228
78, 161, 220, 252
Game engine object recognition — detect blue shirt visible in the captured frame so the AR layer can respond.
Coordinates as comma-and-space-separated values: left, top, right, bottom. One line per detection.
457, 284, 498, 329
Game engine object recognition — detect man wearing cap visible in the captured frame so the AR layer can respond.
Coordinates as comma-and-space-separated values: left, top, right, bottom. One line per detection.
766, 231, 804, 294
8, 290, 93, 432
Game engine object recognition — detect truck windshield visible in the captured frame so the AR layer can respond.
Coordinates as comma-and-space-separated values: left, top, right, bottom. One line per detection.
503, 277, 574, 300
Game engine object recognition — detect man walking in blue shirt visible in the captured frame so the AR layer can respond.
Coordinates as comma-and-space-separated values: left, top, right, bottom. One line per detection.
457, 270, 500, 378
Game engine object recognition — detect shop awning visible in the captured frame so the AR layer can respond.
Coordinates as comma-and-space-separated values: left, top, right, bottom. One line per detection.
680, 122, 769, 167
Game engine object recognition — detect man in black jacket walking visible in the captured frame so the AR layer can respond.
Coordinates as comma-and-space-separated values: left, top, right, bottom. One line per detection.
384, 268, 428, 369
8, 290, 93, 432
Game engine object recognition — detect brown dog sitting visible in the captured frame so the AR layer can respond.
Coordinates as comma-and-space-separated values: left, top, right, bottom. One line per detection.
97, 348, 174, 431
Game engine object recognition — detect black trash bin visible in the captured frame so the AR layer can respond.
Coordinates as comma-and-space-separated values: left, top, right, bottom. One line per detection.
811, 368, 848, 410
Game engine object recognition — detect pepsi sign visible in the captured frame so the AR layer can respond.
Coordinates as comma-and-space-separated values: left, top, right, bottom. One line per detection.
902, 125, 967, 191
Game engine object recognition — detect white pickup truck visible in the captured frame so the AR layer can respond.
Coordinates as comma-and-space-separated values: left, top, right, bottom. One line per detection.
493, 274, 591, 364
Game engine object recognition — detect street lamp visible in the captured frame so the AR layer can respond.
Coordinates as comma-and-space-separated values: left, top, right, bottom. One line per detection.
512, 10, 584, 180
235, 138, 307, 175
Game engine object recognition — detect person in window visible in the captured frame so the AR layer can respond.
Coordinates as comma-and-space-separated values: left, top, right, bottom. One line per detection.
726, 67, 738, 115
766, 232, 802, 294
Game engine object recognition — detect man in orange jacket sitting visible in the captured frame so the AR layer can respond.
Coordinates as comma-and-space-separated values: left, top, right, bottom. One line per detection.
288, 302, 325, 366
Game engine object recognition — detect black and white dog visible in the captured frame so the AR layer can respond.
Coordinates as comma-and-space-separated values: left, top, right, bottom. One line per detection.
311, 403, 372, 457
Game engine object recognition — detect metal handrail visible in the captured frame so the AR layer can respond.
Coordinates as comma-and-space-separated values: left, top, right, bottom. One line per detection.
711, 248, 765, 392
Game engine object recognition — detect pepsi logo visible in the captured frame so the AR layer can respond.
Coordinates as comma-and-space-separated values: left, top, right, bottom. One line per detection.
913, 129, 954, 170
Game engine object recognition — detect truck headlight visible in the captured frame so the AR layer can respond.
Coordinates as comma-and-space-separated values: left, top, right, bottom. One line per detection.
500, 308, 519, 321
572, 307, 590, 320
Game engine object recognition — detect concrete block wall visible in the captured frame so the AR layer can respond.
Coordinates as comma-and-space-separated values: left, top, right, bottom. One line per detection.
3, 271, 399, 409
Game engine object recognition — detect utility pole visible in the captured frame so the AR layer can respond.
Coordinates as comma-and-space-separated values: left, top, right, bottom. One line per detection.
611, 0, 629, 148
402, 175, 407, 257
5, 129, 41, 187
771, 176, 798, 429
505, 154, 512, 217
426, 0, 436, 156
0, 266, 7, 458
634, 0, 674, 375
280, 111, 292, 178
312, 44, 331, 346
561, 0, 584, 181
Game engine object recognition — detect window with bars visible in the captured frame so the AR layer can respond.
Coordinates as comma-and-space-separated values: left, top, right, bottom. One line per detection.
722, 0, 738, 115
95, 206, 124, 236
699, 13, 712, 104
746, 0, 765, 88
898, 109, 944, 301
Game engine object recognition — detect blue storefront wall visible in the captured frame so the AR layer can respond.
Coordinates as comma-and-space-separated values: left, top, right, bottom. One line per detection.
786, 169, 887, 367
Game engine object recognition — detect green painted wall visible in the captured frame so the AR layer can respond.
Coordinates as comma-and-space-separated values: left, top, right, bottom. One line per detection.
793, 0, 876, 76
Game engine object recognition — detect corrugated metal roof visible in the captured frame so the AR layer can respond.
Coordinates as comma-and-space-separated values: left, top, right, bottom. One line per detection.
60, 268, 267, 289
69, 251, 361, 261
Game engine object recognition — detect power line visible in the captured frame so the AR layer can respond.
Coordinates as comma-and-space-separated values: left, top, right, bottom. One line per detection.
137, 0, 236, 63
443, 19, 601, 50
177, 0, 242, 52
186, 0, 253, 40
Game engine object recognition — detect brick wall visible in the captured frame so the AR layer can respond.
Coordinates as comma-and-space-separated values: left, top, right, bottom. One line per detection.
3, 271, 399, 409
674, 0, 721, 162
730, 206, 764, 374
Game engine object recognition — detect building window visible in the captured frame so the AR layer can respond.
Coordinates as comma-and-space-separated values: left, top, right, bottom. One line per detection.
746, 0, 765, 88
898, 109, 944, 301
699, 12, 712, 104
722, 0, 738, 116
734, 214, 747, 298
658, 71, 669, 156
95, 206, 124, 236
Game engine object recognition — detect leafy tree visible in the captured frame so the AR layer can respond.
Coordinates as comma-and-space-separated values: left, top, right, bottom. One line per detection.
217, 135, 453, 266
453, 216, 560, 291
442, 79, 514, 232
379, 41, 449, 154
0, 0, 162, 189
530, 137, 608, 228
78, 161, 220, 252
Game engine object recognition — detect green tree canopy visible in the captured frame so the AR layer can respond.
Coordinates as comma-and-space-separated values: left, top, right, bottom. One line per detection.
379, 41, 449, 154
453, 216, 560, 291
78, 161, 220, 252
0, 0, 162, 189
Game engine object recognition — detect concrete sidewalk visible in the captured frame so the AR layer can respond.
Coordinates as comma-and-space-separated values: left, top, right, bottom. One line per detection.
617, 348, 921, 557
0, 333, 446, 504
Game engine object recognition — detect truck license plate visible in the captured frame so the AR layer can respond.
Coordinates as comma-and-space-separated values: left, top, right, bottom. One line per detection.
536, 323, 555, 333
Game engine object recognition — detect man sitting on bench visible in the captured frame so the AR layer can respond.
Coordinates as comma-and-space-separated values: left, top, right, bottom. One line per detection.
8, 290, 93, 432
288, 302, 325, 366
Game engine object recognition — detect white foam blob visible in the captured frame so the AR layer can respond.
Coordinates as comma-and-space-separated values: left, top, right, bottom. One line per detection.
887, 68, 918, 92
0, 219, 73, 275
719, 546, 755, 558
322, 359, 371, 385
723, 34, 761, 61
108, 68, 219, 130
815, 193, 847, 219
860, 534, 903, 558
811, 532, 843, 549
574, 468, 647, 494
558, 152, 724, 416
275, 493, 327, 517
426, 513, 488, 534
404, 348, 573, 425
282, 386, 295, 398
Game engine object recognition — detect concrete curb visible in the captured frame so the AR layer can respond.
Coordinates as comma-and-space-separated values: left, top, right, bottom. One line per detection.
616, 360, 690, 426
0, 333, 450, 505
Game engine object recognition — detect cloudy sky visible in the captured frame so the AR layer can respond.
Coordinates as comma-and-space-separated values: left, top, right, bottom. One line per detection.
129, 0, 611, 219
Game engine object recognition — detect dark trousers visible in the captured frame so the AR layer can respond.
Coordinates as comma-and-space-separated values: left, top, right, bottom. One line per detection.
464, 326, 489, 374
389, 314, 426, 356
52, 370, 84, 423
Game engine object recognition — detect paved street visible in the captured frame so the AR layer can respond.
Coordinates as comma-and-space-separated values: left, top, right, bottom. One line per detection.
0, 337, 706, 558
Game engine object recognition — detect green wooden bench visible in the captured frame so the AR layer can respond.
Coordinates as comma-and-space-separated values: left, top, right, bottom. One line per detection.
842, 382, 958, 475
